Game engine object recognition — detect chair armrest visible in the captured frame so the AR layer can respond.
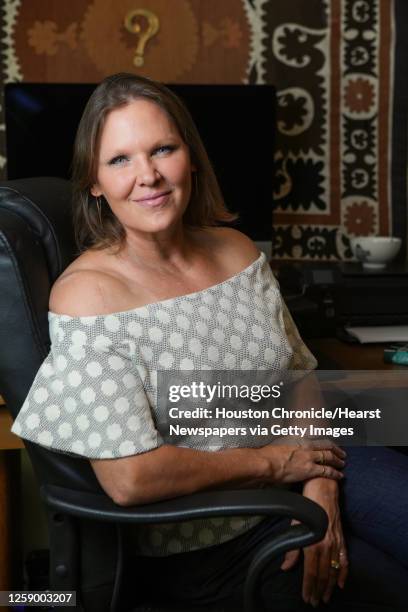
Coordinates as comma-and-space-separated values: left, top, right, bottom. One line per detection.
41, 483, 326, 536
42, 484, 328, 612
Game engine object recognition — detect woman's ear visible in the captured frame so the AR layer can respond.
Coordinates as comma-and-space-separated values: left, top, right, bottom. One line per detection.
90, 184, 102, 197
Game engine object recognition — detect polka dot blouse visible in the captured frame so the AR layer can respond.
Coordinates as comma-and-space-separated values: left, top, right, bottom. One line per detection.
12, 252, 317, 556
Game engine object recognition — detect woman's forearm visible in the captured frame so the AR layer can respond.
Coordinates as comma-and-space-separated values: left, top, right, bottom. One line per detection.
91, 438, 345, 506
92, 443, 268, 506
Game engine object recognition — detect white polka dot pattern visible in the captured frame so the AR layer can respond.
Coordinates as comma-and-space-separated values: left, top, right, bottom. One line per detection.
12, 252, 317, 557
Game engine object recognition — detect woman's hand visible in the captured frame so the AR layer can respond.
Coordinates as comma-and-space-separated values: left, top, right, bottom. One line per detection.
281, 478, 348, 607
256, 440, 346, 484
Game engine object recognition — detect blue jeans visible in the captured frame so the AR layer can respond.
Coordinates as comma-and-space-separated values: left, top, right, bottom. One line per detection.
129, 447, 408, 611
341, 446, 408, 569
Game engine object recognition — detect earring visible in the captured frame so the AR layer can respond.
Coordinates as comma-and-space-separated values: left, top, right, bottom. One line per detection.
95, 196, 103, 226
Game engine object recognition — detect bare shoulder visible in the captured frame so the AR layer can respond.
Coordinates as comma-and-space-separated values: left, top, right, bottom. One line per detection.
204, 227, 260, 271
49, 252, 129, 317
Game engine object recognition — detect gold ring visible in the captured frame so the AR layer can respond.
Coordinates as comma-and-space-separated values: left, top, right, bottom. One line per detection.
321, 465, 326, 477
317, 450, 325, 465
330, 559, 340, 570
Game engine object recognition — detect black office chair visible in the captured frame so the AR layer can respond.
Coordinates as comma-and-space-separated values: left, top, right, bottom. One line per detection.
0, 177, 327, 612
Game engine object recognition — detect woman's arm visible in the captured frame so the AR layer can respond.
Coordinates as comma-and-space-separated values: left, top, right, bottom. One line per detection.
91, 440, 345, 506
281, 478, 348, 607
279, 372, 349, 605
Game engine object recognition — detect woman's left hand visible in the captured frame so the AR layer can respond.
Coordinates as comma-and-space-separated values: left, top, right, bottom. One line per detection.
280, 477, 348, 607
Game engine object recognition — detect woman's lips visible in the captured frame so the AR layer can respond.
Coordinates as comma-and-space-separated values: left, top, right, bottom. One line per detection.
133, 190, 172, 207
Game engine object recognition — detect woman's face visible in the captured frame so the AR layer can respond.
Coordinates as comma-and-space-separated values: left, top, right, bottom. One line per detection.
91, 99, 194, 239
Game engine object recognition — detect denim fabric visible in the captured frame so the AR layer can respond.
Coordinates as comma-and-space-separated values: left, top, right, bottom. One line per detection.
341, 446, 408, 569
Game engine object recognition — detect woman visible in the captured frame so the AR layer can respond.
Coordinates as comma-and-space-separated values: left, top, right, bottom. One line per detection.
12, 73, 408, 611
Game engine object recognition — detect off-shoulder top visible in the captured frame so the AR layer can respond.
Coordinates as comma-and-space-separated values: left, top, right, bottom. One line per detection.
12, 252, 317, 556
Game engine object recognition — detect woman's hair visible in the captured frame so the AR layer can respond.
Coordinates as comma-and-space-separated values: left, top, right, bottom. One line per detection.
72, 72, 236, 251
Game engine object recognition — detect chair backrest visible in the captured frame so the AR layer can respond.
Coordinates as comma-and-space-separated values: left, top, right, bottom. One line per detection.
0, 177, 102, 491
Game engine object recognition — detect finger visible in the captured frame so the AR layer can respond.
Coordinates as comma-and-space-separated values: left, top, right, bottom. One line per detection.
326, 450, 346, 468
313, 543, 332, 605
323, 544, 348, 603
281, 548, 300, 570
337, 550, 349, 589
322, 565, 338, 604
330, 444, 347, 460
313, 450, 345, 469
302, 548, 318, 605
311, 464, 344, 480
322, 553, 339, 604
311, 440, 346, 459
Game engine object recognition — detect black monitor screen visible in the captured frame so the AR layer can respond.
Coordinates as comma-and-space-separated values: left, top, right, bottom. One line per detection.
5, 83, 275, 242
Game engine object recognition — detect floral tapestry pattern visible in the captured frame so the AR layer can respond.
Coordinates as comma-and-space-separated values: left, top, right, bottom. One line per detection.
260, 0, 394, 259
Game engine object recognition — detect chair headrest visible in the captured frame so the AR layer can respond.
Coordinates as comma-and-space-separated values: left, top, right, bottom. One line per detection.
0, 177, 77, 281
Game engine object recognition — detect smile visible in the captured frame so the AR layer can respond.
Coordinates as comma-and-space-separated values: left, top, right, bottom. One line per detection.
132, 190, 172, 207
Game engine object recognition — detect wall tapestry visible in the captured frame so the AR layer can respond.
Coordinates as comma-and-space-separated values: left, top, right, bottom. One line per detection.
262, 0, 398, 259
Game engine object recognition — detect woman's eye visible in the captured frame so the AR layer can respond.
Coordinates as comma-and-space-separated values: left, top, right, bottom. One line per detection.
153, 145, 176, 156
108, 155, 129, 166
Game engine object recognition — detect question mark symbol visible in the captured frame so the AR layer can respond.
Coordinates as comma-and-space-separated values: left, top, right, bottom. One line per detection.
124, 9, 160, 67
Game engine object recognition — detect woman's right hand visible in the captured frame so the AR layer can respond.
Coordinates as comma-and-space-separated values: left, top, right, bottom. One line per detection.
256, 440, 346, 484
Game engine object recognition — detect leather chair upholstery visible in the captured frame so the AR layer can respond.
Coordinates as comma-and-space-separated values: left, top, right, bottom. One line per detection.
0, 177, 327, 612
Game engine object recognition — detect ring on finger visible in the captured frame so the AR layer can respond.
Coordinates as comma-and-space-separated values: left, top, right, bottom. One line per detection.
317, 450, 325, 465
321, 465, 327, 477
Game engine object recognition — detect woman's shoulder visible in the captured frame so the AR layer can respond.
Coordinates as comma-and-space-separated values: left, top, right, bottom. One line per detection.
49, 249, 131, 317
202, 227, 260, 273
49, 229, 261, 317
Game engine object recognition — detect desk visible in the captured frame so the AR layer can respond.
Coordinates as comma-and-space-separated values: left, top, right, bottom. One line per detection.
307, 337, 406, 370
0, 395, 23, 595
0, 396, 23, 449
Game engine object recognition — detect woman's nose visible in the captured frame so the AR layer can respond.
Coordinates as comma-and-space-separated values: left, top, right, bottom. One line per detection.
134, 157, 160, 186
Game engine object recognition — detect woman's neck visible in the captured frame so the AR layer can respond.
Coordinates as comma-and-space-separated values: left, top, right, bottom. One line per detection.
117, 225, 200, 274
